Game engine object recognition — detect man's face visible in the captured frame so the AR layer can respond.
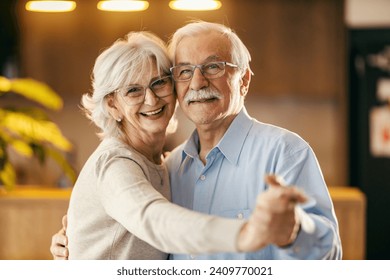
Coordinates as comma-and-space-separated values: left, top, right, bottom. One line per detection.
174, 31, 245, 127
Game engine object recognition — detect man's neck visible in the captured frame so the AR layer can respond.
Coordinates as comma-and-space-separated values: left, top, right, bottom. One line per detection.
196, 113, 237, 164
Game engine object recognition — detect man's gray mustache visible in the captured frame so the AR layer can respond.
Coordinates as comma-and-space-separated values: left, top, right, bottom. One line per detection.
184, 89, 222, 104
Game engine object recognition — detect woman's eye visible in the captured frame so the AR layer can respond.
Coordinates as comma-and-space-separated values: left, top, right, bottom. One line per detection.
126, 87, 142, 95
152, 79, 167, 87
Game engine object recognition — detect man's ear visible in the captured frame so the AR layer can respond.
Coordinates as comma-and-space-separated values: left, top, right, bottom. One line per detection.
106, 94, 122, 121
240, 69, 251, 97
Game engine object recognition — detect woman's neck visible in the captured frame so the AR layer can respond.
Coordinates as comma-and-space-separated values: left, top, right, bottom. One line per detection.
121, 130, 166, 165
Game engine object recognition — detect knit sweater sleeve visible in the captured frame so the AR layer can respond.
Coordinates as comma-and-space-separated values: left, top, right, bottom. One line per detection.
96, 154, 245, 254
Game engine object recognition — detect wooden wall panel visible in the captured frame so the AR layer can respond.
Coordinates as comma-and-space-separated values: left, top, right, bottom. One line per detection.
0, 187, 70, 260
229, 0, 345, 98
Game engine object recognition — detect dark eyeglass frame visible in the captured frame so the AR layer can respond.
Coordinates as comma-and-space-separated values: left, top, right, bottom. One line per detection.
170, 61, 238, 82
113, 75, 174, 105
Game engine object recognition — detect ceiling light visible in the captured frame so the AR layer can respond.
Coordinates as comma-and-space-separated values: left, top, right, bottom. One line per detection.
25, 1, 76, 12
169, 0, 222, 11
97, 1, 149, 12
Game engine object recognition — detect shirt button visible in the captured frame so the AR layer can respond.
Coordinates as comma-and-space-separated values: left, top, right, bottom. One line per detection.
293, 246, 301, 254
200, 175, 206, 181
237, 213, 244, 219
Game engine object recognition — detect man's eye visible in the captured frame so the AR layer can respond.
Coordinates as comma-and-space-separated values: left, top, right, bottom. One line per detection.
179, 68, 192, 76
207, 63, 218, 68
205, 63, 220, 70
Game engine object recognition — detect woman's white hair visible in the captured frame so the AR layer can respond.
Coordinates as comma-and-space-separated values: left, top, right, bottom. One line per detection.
168, 20, 253, 76
81, 31, 172, 139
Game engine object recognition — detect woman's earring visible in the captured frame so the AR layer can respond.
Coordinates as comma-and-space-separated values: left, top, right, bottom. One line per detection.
117, 118, 122, 122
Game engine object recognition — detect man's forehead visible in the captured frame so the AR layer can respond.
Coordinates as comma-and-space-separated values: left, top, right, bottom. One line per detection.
175, 33, 231, 63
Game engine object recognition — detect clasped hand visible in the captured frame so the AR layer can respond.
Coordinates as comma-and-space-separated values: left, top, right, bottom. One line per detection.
237, 175, 307, 252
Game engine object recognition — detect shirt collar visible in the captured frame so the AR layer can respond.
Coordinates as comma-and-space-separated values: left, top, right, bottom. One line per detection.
180, 107, 253, 166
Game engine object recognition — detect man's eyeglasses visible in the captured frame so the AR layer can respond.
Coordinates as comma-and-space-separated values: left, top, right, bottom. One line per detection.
170, 61, 238, 82
114, 75, 173, 105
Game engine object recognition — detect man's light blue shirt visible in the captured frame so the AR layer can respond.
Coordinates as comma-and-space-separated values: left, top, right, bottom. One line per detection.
166, 108, 341, 259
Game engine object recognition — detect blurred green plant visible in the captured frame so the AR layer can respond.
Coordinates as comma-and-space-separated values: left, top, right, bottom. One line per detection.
0, 76, 77, 190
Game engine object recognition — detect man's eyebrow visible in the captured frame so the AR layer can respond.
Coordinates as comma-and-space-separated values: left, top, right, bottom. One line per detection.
174, 62, 191, 66
175, 55, 222, 66
206, 55, 220, 61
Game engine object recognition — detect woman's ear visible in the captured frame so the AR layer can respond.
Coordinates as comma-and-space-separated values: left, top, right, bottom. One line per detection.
106, 94, 122, 122
240, 69, 251, 97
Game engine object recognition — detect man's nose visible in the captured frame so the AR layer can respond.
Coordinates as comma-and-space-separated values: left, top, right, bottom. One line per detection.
189, 67, 209, 91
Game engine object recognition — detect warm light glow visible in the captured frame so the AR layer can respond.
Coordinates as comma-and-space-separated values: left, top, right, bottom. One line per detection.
25, 1, 76, 12
97, 1, 149, 12
169, 0, 222, 11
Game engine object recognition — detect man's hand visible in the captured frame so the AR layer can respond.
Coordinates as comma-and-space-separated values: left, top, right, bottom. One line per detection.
237, 175, 307, 252
50, 215, 69, 260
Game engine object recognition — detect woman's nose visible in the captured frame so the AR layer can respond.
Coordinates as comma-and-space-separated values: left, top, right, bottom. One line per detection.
143, 88, 159, 106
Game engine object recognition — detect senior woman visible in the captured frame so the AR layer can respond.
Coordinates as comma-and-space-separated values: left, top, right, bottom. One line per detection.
62, 31, 292, 259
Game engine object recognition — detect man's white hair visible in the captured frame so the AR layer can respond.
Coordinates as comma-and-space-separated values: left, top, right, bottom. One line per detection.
168, 20, 253, 76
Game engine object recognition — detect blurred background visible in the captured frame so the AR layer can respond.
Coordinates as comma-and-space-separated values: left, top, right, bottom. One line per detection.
0, 0, 389, 260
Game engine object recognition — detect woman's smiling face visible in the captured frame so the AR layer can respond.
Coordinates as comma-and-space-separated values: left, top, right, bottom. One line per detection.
108, 60, 176, 141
